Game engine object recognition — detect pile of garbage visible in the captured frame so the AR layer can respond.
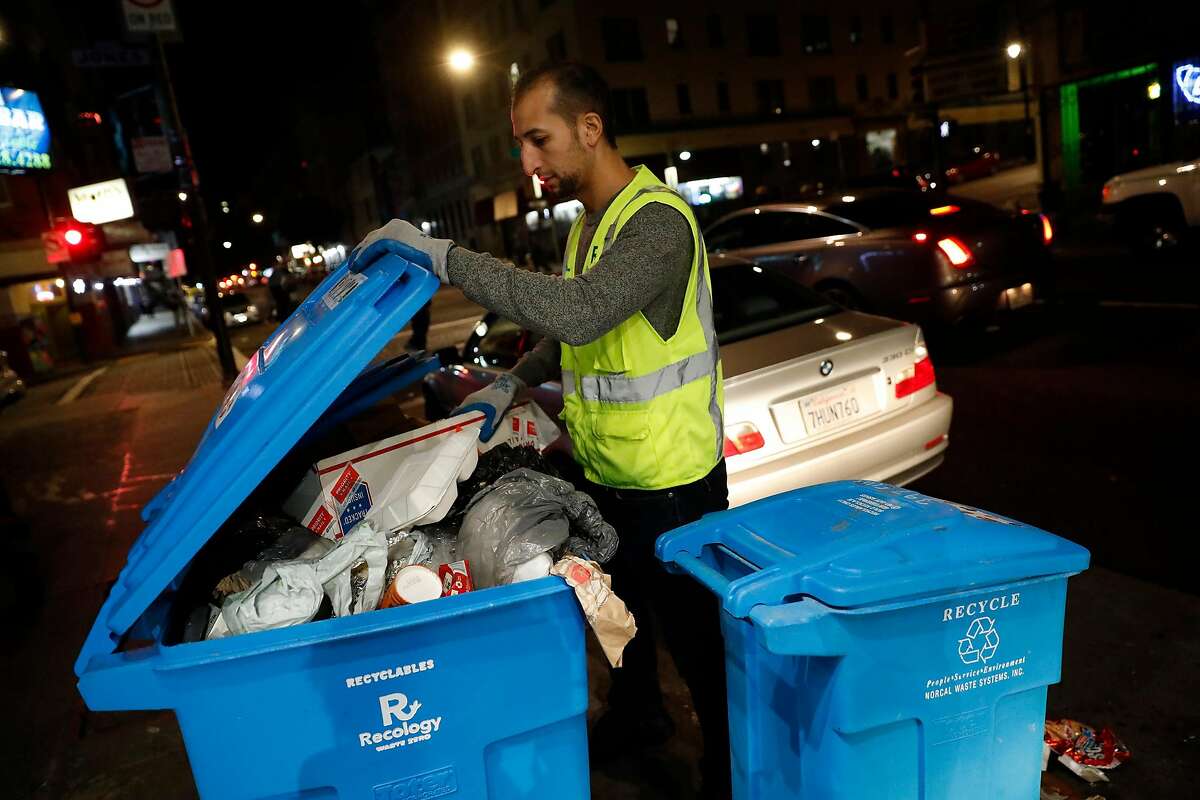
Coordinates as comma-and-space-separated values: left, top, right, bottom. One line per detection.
1043, 718, 1131, 786
179, 404, 630, 663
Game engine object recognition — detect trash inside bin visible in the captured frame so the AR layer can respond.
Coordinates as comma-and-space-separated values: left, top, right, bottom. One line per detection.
657, 480, 1090, 800
74, 256, 591, 800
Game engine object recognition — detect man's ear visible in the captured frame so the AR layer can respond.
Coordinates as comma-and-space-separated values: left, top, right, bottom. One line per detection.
579, 111, 604, 148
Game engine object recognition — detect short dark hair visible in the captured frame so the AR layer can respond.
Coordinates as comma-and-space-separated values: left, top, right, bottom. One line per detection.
512, 61, 617, 147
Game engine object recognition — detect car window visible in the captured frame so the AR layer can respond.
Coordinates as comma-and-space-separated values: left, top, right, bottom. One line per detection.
710, 264, 839, 345
772, 211, 858, 240
824, 195, 928, 228
705, 216, 751, 250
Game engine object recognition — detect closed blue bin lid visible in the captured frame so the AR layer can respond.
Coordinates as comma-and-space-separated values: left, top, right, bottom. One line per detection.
656, 480, 1090, 618
75, 256, 440, 676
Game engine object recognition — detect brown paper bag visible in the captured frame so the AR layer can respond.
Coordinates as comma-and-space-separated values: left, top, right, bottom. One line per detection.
550, 556, 637, 668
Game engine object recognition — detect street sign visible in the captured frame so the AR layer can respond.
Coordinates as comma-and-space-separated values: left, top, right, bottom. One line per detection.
72, 44, 151, 68
167, 248, 187, 278
42, 230, 69, 265
0, 87, 52, 173
132, 136, 172, 173
122, 0, 177, 34
130, 242, 171, 263
68, 179, 135, 225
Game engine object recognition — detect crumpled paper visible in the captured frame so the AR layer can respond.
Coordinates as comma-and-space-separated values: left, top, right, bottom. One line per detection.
550, 556, 636, 668
218, 522, 388, 637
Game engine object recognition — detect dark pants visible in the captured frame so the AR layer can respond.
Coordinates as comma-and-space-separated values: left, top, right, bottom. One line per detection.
583, 459, 731, 781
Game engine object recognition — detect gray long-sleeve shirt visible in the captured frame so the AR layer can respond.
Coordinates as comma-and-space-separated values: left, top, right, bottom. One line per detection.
446, 196, 695, 388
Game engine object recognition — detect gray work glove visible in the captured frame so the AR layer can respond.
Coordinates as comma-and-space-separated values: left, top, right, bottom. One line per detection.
451, 373, 526, 442
346, 219, 454, 283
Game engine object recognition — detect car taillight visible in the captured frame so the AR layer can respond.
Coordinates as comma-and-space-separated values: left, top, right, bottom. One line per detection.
937, 236, 975, 268
723, 422, 764, 457
895, 344, 936, 398
1102, 185, 1111, 202
1039, 213, 1054, 245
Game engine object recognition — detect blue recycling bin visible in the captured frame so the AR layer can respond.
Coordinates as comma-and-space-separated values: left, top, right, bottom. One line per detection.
657, 480, 1089, 800
74, 256, 591, 799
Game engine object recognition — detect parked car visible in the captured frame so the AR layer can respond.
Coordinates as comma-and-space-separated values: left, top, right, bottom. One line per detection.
944, 150, 1001, 183
703, 189, 1052, 327
196, 293, 262, 329
1101, 157, 1200, 252
424, 255, 953, 508
0, 351, 26, 407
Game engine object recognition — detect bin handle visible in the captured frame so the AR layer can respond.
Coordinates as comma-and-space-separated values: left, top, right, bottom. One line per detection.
669, 552, 735, 598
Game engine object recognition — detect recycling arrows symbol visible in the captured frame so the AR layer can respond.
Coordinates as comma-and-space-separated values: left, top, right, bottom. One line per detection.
957, 616, 1000, 664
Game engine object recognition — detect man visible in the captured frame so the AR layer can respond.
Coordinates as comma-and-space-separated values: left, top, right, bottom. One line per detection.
348, 61, 730, 797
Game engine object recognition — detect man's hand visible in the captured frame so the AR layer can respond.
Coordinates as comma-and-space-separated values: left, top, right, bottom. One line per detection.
346, 219, 454, 283
451, 373, 526, 442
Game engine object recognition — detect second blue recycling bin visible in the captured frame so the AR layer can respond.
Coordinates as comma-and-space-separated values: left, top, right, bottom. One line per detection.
658, 480, 1089, 800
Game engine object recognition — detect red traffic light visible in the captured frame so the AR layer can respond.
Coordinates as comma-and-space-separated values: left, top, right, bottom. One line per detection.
53, 219, 105, 264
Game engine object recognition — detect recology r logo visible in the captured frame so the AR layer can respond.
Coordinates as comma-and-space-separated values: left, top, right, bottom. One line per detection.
358, 692, 444, 751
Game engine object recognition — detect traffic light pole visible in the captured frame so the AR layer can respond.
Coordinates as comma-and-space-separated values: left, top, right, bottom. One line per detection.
155, 33, 237, 380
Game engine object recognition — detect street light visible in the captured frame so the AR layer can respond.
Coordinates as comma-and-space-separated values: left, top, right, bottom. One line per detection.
1006, 42, 1033, 161
251, 213, 264, 224
177, 191, 188, 202
222, 241, 232, 249
448, 49, 475, 74
678, 150, 691, 161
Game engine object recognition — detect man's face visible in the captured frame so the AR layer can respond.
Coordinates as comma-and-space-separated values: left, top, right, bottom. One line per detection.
511, 80, 590, 199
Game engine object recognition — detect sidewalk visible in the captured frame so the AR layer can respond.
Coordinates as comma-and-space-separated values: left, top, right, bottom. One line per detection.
25, 310, 214, 389
2, 342, 1192, 799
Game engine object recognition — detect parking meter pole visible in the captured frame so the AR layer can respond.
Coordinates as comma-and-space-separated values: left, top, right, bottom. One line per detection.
155, 33, 236, 379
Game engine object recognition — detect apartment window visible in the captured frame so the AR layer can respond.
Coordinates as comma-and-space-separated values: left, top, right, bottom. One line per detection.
471, 146, 485, 177
856, 73, 869, 102
755, 79, 785, 115
602, 18, 644, 62
611, 88, 651, 131
809, 76, 838, 111
716, 80, 731, 113
746, 14, 780, 56
677, 84, 692, 115
888, 72, 899, 99
881, 14, 895, 44
546, 30, 567, 63
850, 15, 863, 45
707, 14, 724, 47
666, 18, 684, 49
801, 15, 832, 55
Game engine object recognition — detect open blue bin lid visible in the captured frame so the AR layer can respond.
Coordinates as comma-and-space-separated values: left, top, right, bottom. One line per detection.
656, 480, 1090, 618
75, 256, 440, 677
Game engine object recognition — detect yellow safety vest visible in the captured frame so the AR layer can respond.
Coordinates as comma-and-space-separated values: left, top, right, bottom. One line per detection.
560, 165, 723, 489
